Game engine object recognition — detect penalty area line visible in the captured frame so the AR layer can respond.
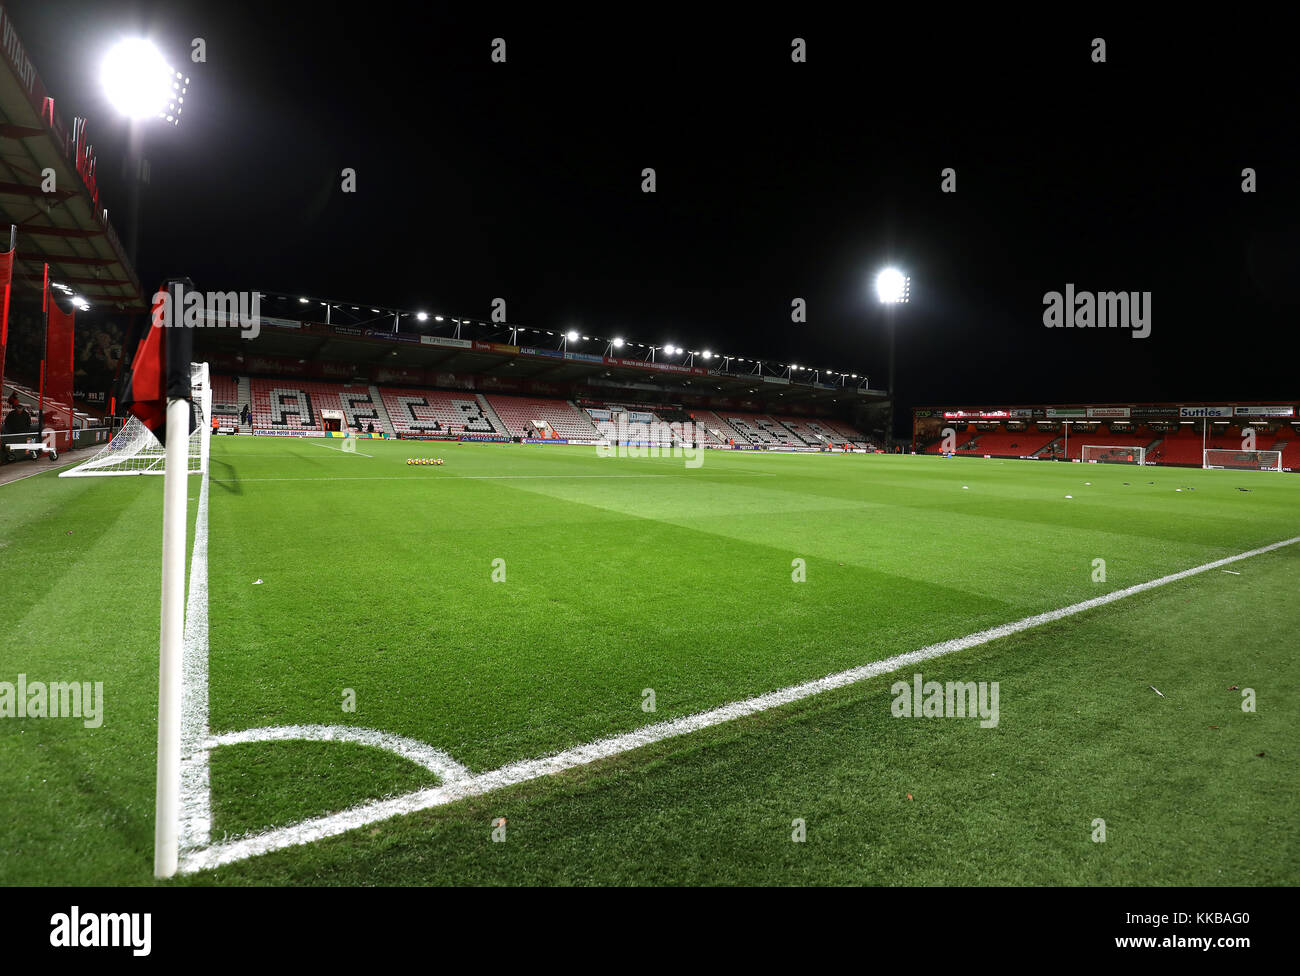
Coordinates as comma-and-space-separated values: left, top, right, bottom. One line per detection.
180, 533, 1300, 874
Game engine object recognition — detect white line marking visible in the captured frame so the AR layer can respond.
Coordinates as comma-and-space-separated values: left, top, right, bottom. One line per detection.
206, 725, 471, 782
181, 533, 1300, 874
306, 440, 373, 458
1222, 570, 1241, 575
179, 463, 212, 851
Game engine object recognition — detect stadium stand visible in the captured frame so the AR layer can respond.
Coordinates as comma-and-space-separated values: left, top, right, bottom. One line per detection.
488, 395, 603, 440
690, 410, 750, 445
379, 387, 505, 437
721, 413, 780, 446
956, 430, 1057, 457
211, 375, 238, 411
249, 379, 385, 433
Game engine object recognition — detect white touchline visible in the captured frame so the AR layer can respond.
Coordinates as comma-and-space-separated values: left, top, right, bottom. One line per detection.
179, 464, 212, 852
178, 533, 1300, 874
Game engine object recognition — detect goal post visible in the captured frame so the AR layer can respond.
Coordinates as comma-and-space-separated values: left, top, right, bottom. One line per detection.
1203, 448, 1282, 472
1080, 444, 1145, 465
59, 362, 210, 477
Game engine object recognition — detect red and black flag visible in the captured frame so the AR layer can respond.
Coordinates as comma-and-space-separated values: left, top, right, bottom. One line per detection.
118, 278, 195, 441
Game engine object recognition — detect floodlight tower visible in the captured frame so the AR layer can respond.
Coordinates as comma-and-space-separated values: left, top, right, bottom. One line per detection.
100, 38, 188, 267
875, 268, 910, 451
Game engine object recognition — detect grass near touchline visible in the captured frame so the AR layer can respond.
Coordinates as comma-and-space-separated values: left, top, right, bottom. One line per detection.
1, 438, 1297, 883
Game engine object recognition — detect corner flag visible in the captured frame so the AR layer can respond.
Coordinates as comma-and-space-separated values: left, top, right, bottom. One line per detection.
120, 279, 195, 441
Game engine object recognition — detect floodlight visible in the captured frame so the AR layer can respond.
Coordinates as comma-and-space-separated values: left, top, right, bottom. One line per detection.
298, 297, 308, 304
876, 268, 910, 303
612, 338, 624, 348
101, 39, 174, 121
417, 312, 429, 321
566, 330, 579, 341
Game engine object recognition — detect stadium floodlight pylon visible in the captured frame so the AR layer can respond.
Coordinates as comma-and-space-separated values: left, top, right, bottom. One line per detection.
1080, 444, 1145, 465
1203, 448, 1282, 472
59, 363, 210, 477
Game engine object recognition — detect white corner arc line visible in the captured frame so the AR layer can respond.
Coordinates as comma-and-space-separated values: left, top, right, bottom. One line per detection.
205, 725, 471, 782
180, 534, 1300, 874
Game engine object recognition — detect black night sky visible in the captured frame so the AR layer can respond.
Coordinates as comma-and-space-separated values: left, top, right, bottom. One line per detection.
10, 3, 1299, 423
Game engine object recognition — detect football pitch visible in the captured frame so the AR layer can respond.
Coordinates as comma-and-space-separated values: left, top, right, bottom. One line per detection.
2, 438, 1297, 885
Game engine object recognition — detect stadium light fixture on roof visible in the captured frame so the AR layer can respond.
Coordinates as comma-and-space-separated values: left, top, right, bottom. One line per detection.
703, 350, 712, 359
101, 39, 186, 125
875, 267, 910, 303
298, 297, 308, 304
612, 337, 624, 347
417, 312, 428, 322
566, 330, 579, 341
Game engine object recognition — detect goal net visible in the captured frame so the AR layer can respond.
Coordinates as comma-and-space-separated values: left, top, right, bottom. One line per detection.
1081, 444, 1145, 465
1203, 448, 1282, 472
60, 363, 211, 477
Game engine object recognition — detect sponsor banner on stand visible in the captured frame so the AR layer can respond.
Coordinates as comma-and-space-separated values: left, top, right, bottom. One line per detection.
521, 346, 565, 360
420, 336, 473, 348
1130, 407, 1180, 418
1179, 406, 1232, 418
943, 409, 1010, 420
605, 357, 709, 376
367, 329, 420, 343
1235, 405, 1295, 417
473, 341, 519, 355
1046, 408, 1087, 418
1087, 407, 1130, 418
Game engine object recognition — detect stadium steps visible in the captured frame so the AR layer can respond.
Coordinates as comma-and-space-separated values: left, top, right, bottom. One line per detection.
368, 385, 397, 437
693, 410, 750, 445
236, 376, 252, 434
1033, 436, 1063, 458
475, 395, 510, 436
566, 401, 604, 438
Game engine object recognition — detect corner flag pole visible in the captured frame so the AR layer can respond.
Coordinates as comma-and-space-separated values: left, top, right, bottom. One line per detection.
148, 279, 194, 879
154, 398, 189, 877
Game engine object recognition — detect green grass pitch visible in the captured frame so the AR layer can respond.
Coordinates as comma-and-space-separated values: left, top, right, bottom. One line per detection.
1, 437, 1297, 884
